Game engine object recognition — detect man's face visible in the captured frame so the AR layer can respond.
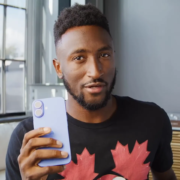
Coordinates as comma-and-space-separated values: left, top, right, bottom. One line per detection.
55, 25, 116, 110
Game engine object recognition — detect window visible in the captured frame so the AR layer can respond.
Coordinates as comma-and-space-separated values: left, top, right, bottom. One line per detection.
0, 61, 2, 112
0, 0, 26, 115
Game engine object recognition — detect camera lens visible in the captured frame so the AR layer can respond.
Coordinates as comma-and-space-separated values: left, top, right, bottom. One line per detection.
34, 101, 42, 109
35, 109, 43, 117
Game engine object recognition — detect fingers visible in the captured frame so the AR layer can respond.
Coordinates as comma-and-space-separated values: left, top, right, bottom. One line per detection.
22, 137, 63, 156
18, 127, 68, 180
21, 127, 51, 150
28, 149, 68, 165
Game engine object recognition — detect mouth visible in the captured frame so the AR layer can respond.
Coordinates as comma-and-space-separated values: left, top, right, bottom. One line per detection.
84, 82, 106, 94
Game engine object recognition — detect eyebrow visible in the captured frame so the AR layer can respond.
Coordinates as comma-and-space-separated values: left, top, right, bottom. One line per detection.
69, 45, 113, 55
70, 49, 87, 55
97, 45, 113, 52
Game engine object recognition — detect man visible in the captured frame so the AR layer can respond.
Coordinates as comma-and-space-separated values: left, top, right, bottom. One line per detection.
6, 4, 176, 180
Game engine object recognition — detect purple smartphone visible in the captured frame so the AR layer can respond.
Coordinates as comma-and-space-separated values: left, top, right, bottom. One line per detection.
32, 97, 71, 167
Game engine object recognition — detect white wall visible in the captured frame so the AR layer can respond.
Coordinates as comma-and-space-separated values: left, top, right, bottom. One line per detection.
105, 0, 180, 114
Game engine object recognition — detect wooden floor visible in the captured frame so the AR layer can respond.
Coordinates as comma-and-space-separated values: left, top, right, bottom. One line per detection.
149, 130, 180, 180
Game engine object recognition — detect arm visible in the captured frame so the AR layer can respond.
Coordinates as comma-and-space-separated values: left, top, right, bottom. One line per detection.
151, 167, 177, 180
6, 118, 67, 180
18, 127, 67, 180
41, 175, 48, 180
150, 108, 177, 180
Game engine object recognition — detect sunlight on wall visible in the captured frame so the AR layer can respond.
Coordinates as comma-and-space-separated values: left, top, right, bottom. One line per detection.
49, 0, 53, 15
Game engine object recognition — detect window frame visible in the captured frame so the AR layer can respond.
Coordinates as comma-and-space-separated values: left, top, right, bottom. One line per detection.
0, 0, 27, 116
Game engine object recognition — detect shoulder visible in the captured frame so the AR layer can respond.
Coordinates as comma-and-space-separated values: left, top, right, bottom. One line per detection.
114, 95, 170, 127
15, 117, 33, 132
6, 117, 34, 160
115, 95, 162, 111
12, 117, 34, 142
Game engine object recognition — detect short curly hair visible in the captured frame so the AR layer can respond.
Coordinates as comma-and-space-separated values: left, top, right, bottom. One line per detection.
54, 3, 111, 45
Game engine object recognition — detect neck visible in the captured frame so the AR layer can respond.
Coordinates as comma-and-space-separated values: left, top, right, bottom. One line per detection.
66, 94, 117, 123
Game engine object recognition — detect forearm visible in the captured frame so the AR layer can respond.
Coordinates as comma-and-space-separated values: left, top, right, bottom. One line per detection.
40, 175, 48, 180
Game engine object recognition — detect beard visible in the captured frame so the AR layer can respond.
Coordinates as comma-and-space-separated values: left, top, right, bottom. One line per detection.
62, 71, 116, 111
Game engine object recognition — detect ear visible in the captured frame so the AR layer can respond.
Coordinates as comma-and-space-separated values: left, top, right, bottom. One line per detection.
53, 59, 63, 79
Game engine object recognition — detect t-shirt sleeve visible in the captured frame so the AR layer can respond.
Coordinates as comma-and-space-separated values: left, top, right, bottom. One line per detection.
151, 108, 173, 172
6, 118, 33, 180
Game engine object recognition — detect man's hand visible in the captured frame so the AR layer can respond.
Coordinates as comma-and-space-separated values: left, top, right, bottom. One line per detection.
18, 127, 68, 180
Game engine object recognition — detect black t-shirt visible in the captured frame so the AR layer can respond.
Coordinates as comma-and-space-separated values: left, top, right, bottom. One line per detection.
6, 96, 173, 180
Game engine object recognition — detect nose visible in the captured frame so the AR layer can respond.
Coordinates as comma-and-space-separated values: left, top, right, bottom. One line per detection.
87, 57, 103, 79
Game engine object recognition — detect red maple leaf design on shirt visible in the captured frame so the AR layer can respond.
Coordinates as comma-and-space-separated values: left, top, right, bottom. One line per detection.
111, 140, 150, 180
59, 148, 98, 180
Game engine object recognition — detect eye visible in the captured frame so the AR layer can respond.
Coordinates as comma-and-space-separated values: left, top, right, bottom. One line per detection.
100, 53, 110, 58
73, 56, 84, 61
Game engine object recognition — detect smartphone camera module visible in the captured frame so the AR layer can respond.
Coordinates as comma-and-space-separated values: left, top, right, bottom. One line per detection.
33, 100, 44, 118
